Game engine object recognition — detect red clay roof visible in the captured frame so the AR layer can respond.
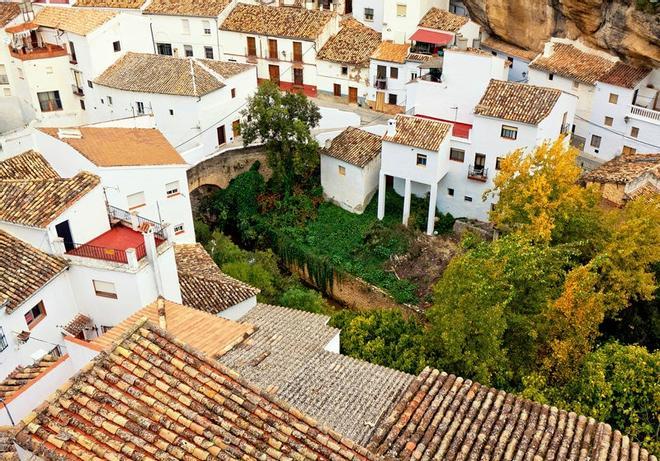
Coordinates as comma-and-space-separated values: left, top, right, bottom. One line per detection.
598, 62, 651, 89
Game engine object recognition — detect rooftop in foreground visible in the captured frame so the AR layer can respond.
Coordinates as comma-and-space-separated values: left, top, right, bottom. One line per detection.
583, 153, 660, 184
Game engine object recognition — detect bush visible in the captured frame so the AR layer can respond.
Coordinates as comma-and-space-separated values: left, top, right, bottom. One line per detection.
278, 287, 327, 313
194, 220, 212, 245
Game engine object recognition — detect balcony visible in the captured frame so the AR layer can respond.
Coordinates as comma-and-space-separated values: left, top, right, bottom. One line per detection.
8, 43, 68, 61
72, 84, 84, 96
629, 104, 660, 124
467, 165, 488, 182
374, 78, 387, 90
560, 123, 571, 135
0, 75, 8, 85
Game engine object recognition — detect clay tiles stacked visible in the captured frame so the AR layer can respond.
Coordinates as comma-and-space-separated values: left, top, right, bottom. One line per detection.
0, 427, 17, 461
598, 62, 651, 89
474, 79, 561, 125
39, 127, 186, 167
144, 0, 231, 17
93, 298, 255, 356
15, 321, 378, 461
34, 7, 116, 36
418, 7, 469, 32
529, 42, 616, 85
368, 367, 657, 461
382, 114, 452, 151
317, 18, 382, 65
481, 36, 539, 61
95, 52, 226, 97
324, 126, 382, 167
174, 243, 260, 315
583, 153, 660, 184
371, 41, 410, 64
0, 150, 59, 180
0, 230, 67, 314
0, 171, 99, 228
0, 3, 19, 27
221, 4, 335, 41
0, 355, 61, 400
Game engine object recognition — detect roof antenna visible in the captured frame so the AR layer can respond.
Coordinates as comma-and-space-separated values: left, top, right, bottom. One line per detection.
190, 59, 197, 97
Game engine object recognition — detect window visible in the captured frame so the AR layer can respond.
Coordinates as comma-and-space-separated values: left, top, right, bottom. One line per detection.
622, 145, 636, 155
204, 46, 214, 59
464, 196, 473, 202
630, 126, 639, 138
247, 37, 256, 57
495, 157, 503, 170
181, 19, 190, 34
174, 224, 184, 235
169, 109, 174, 115
364, 7, 374, 20
590, 134, 601, 148
609, 93, 618, 104
113, 40, 121, 52
127, 191, 146, 210
410, 72, 418, 80
293, 41, 303, 62
203, 20, 211, 35
166, 180, 180, 196
37, 91, 62, 112
268, 39, 278, 59
0, 327, 7, 352
338, 165, 346, 176
24, 301, 46, 329
136, 101, 145, 115
80, 99, 85, 110
107, 96, 113, 106
447, 188, 454, 196
93, 280, 117, 299
157, 43, 173, 56
231, 88, 236, 98
548, 73, 554, 81
388, 93, 397, 105
500, 125, 518, 140
416, 153, 427, 166
69, 41, 77, 63
341, 66, 348, 75
396, 3, 406, 16
572, 80, 579, 90
449, 148, 465, 162
88, 80, 93, 88
184, 45, 193, 57
603, 116, 614, 126
507, 56, 514, 64
390, 67, 398, 79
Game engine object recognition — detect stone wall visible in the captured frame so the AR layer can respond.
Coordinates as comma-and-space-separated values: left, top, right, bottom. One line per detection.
187, 145, 271, 192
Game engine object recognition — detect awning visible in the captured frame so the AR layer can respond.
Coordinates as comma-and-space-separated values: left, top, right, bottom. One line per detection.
5, 22, 38, 35
409, 29, 453, 46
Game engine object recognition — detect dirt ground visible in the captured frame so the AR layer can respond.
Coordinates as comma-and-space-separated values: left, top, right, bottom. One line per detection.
386, 233, 461, 308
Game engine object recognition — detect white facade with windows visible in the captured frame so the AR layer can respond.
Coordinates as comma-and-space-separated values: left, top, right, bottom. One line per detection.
353, 0, 385, 31
381, 0, 449, 43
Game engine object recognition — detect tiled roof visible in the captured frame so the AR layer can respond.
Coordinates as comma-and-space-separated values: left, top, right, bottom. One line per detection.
0, 230, 67, 314
0, 3, 19, 28
15, 320, 377, 461
175, 243, 260, 314
481, 36, 538, 61
598, 62, 651, 89
406, 52, 435, 62
382, 114, 452, 151
0, 354, 60, 401
418, 7, 469, 32
583, 153, 660, 184
74, 0, 146, 9
279, 350, 414, 444
93, 298, 254, 357
324, 127, 382, 167
61, 314, 92, 337
0, 427, 17, 461
368, 367, 658, 461
0, 171, 100, 228
449, 46, 492, 57
529, 42, 616, 85
474, 79, 562, 125
94, 52, 226, 97
220, 4, 335, 41
626, 182, 659, 200
317, 18, 381, 65
144, 0, 231, 17
34, 7, 116, 36
197, 58, 254, 78
371, 41, 410, 64
39, 127, 186, 167
219, 303, 339, 392
0, 150, 59, 180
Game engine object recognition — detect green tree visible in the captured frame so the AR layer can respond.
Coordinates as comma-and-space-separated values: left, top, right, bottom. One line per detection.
278, 287, 327, 313
240, 82, 321, 194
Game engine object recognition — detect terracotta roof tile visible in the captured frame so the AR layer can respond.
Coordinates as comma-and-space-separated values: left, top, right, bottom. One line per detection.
368, 367, 658, 461
144, 0, 231, 17
371, 41, 409, 64
0, 354, 60, 401
15, 320, 378, 460
74, 0, 145, 9
324, 127, 381, 167
583, 153, 660, 184
418, 7, 468, 32
382, 114, 452, 151
0, 427, 17, 461
474, 79, 562, 125
598, 62, 651, 89
317, 18, 381, 65
61, 314, 92, 337
481, 36, 538, 61
625, 182, 659, 200
221, 4, 335, 41
0, 171, 100, 228
0, 150, 59, 180
529, 42, 616, 85
197, 58, 254, 78
175, 244, 260, 314
0, 3, 19, 28
34, 7, 116, 36
39, 127, 186, 167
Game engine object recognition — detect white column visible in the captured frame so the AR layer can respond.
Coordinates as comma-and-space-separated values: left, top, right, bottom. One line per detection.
126, 248, 139, 270
427, 182, 438, 235
402, 178, 412, 227
143, 231, 164, 296
130, 211, 139, 231
377, 172, 386, 220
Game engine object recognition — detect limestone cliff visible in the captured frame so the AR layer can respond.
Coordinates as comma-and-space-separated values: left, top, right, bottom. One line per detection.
463, 0, 659, 67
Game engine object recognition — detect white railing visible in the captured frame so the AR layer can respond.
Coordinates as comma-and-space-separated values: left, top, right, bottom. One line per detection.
630, 105, 660, 123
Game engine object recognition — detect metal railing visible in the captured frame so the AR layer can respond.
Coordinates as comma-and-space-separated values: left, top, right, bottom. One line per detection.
66, 242, 129, 264
467, 165, 488, 181
374, 78, 387, 90
107, 204, 167, 241
72, 84, 84, 96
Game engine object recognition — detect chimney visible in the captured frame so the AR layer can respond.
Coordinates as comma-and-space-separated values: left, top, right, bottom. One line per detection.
387, 118, 397, 137
157, 297, 167, 330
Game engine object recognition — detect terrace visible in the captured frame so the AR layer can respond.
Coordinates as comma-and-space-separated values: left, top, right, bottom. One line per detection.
5, 24, 68, 61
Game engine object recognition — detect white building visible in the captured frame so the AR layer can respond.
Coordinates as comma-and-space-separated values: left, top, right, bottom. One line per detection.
407, 7, 480, 52
353, 0, 385, 32
219, 4, 339, 97
316, 18, 382, 105
367, 41, 420, 110
0, 3, 21, 99
480, 36, 538, 82
90, 52, 257, 160
381, 0, 449, 43
321, 126, 382, 213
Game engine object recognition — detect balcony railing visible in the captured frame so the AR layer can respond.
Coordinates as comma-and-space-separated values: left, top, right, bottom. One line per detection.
8, 43, 68, 61
374, 78, 387, 90
467, 165, 488, 181
72, 84, 84, 96
66, 242, 147, 264
107, 204, 167, 241
629, 104, 660, 123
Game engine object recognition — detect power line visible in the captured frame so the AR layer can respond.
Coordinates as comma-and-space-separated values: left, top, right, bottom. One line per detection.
574, 113, 660, 150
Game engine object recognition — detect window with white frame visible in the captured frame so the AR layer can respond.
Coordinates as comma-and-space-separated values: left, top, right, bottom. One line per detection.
174, 223, 184, 234
416, 153, 427, 166
127, 191, 146, 209
24, 301, 46, 329
500, 125, 518, 140
449, 148, 465, 162
0, 327, 7, 352
93, 280, 117, 299
166, 180, 180, 196
364, 7, 374, 20
184, 45, 193, 57
590, 134, 601, 148
181, 19, 190, 34
203, 20, 211, 35
204, 46, 214, 59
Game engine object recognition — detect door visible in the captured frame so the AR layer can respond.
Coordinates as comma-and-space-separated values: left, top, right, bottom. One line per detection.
375, 91, 385, 112
293, 41, 302, 62
345, 0, 352, 14
348, 87, 358, 103
268, 39, 278, 60
217, 125, 226, 145
247, 37, 256, 57
474, 153, 486, 172
232, 120, 241, 137
333, 83, 341, 97
55, 220, 74, 252
268, 64, 280, 85
293, 68, 303, 86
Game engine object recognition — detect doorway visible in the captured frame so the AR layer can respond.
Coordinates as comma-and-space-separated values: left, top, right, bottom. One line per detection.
217, 125, 226, 146
375, 91, 385, 111
232, 120, 241, 138
348, 87, 358, 103
268, 64, 280, 85
474, 153, 486, 172
333, 83, 341, 97
55, 220, 74, 252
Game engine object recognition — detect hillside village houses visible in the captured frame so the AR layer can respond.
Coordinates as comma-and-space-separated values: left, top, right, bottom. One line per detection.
480, 35, 538, 82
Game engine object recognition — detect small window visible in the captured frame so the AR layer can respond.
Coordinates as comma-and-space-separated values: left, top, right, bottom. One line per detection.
69, 41, 77, 63
88, 80, 93, 88
495, 157, 503, 170
464, 196, 473, 202
93, 280, 117, 299
416, 153, 427, 166
204, 46, 214, 59
169, 109, 174, 115
630, 126, 639, 138
166, 180, 180, 196
113, 40, 121, 52
604, 116, 613, 127
507, 56, 514, 64
622, 145, 636, 155
501, 125, 518, 140
184, 45, 193, 57
590, 134, 601, 148
203, 20, 211, 35
572, 80, 579, 90
157, 43, 173, 56
24, 302, 46, 329
388, 93, 397, 105
0, 327, 7, 352
37, 91, 62, 112
181, 19, 190, 34
390, 67, 398, 79
449, 148, 465, 162
136, 101, 145, 115
338, 165, 346, 176
127, 191, 146, 209
341, 66, 348, 75
609, 93, 618, 104
410, 72, 418, 80
107, 96, 113, 106
548, 73, 554, 81
80, 99, 86, 110
447, 188, 454, 196
174, 224, 185, 235
364, 7, 374, 20
396, 3, 406, 16
231, 88, 236, 98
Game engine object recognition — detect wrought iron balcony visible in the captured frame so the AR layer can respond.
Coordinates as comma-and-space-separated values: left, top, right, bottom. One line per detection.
72, 84, 84, 96
374, 78, 387, 90
467, 165, 488, 181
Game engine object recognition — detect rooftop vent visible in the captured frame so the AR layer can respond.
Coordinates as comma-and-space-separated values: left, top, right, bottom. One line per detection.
57, 128, 82, 139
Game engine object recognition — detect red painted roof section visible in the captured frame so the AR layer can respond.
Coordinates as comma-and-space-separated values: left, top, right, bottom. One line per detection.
416, 114, 472, 139
409, 29, 453, 45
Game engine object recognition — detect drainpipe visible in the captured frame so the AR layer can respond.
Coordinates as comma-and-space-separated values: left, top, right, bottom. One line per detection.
143, 230, 164, 297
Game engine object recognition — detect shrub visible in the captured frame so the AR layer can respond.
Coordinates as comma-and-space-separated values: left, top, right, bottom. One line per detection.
278, 287, 327, 313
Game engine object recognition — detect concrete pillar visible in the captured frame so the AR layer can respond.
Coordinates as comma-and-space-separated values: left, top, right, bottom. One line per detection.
51, 237, 66, 256
143, 231, 164, 296
427, 182, 438, 235
402, 178, 412, 227
377, 172, 386, 220
130, 211, 139, 231
126, 248, 139, 270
